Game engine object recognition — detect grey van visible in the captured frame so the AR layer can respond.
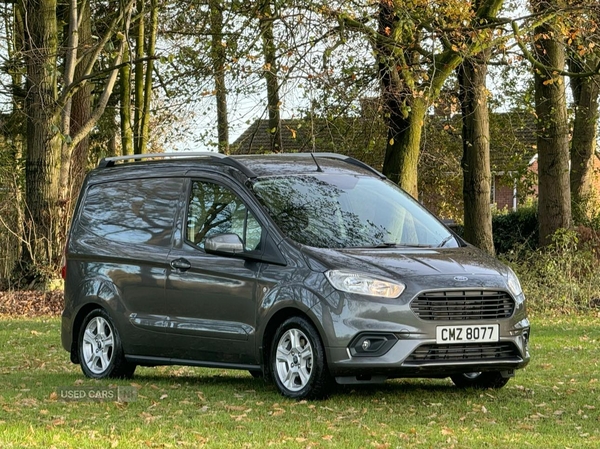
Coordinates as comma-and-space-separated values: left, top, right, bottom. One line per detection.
61, 152, 530, 399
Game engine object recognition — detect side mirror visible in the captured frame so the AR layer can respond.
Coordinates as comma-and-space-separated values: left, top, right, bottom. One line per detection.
205, 233, 244, 255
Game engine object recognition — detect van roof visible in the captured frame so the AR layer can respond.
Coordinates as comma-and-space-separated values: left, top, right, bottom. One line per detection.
97, 152, 385, 179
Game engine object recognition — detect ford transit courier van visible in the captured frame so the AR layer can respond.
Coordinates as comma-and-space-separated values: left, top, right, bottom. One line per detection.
61, 152, 530, 399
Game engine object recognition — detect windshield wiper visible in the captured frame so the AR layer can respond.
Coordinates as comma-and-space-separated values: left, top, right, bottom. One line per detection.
354, 242, 433, 249
437, 235, 455, 248
394, 243, 434, 248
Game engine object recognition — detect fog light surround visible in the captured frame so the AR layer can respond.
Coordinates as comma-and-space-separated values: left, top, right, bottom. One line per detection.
349, 333, 398, 357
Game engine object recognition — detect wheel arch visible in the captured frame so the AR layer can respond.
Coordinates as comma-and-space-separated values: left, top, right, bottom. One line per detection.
67, 275, 125, 364
259, 305, 327, 377
69, 302, 111, 364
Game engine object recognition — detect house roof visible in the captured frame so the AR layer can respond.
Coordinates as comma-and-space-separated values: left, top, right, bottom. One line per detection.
489, 111, 537, 172
232, 119, 328, 154
231, 111, 538, 174
231, 116, 386, 169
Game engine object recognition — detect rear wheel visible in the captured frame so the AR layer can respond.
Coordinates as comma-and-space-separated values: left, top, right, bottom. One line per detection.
451, 371, 509, 389
78, 309, 136, 379
270, 316, 332, 400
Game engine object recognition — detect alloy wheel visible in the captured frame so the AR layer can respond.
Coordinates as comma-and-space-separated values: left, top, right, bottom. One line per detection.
275, 328, 314, 392
81, 316, 115, 375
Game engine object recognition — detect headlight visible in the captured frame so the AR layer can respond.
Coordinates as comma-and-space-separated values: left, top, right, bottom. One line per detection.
325, 270, 405, 298
506, 267, 523, 298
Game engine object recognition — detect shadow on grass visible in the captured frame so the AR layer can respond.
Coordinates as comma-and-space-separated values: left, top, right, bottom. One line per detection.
38, 363, 483, 402
128, 369, 463, 400
336, 378, 462, 399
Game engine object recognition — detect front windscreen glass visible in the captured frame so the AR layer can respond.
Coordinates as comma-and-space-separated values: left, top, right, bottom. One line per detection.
251, 174, 457, 249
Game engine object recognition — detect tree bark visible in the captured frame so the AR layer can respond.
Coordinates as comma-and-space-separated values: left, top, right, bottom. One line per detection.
210, 0, 229, 153
133, 0, 145, 154
259, 0, 282, 153
458, 53, 494, 255
69, 0, 93, 208
57, 0, 79, 210
381, 97, 427, 198
376, 0, 465, 198
120, 41, 134, 155
8, 4, 25, 275
23, 0, 62, 275
569, 54, 600, 222
18, 0, 134, 282
532, 1, 571, 245
139, 0, 158, 155
377, 1, 423, 197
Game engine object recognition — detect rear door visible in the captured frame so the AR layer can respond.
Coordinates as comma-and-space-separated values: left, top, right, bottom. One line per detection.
163, 177, 264, 365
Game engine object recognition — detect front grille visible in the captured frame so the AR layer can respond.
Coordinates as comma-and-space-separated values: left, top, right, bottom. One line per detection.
411, 290, 514, 321
405, 343, 521, 364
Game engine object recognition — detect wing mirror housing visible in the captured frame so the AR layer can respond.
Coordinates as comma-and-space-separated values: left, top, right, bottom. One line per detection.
205, 233, 244, 255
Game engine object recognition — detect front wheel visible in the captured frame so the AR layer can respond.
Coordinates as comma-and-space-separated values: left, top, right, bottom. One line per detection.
451, 371, 510, 389
78, 309, 136, 379
270, 317, 332, 400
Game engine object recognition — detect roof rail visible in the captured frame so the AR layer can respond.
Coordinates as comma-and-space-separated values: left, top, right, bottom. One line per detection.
97, 152, 257, 178
297, 152, 386, 179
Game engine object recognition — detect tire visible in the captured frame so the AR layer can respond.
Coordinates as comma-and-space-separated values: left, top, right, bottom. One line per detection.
270, 316, 332, 400
78, 309, 136, 379
451, 371, 510, 389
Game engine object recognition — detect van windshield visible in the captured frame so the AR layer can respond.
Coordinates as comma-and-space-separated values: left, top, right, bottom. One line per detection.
251, 174, 457, 249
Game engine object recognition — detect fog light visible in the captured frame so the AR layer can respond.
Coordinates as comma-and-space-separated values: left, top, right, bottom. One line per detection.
349, 333, 398, 357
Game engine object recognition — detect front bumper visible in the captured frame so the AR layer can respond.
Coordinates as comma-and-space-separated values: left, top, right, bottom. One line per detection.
327, 322, 529, 379
321, 287, 530, 381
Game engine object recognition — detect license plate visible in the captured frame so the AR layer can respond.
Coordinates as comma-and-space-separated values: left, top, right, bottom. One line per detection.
436, 324, 499, 344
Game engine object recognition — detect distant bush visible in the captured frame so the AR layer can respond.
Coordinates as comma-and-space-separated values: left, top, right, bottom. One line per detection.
493, 207, 600, 314
503, 228, 600, 314
492, 205, 538, 254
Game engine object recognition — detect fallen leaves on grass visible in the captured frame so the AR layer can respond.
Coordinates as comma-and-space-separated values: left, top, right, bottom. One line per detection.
0, 290, 63, 316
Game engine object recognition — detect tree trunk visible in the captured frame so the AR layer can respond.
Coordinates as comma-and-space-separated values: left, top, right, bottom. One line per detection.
381, 96, 426, 198
69, 1, 93, 207
569, 54, 600, 222
133, 0, 145, 154
259, 1, 282, 152
139, 0, 158, 154
210, 0, 229, 153
23, 0, 62, 276
458, 53, 495, 255
532, 2, 571, 245
5, 2, 26, 277
18, 0, 134, 282
376, 0, 464, 198
120, 41, 134, 155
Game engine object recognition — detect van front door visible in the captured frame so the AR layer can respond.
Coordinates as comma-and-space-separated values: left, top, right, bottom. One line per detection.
162, 178, 263, 366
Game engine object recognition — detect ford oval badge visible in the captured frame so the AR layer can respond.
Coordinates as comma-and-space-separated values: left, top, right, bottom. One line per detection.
454, 276, 468, 282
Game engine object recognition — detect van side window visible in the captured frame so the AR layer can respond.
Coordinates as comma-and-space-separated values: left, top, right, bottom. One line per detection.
187, 181, 262, 251
79, 178, 182, 246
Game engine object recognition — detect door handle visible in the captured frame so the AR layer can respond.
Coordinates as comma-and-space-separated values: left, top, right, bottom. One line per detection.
170, 257, 191, 271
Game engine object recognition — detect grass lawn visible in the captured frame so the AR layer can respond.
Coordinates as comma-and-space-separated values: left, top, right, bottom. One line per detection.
0, 315, 598, 448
